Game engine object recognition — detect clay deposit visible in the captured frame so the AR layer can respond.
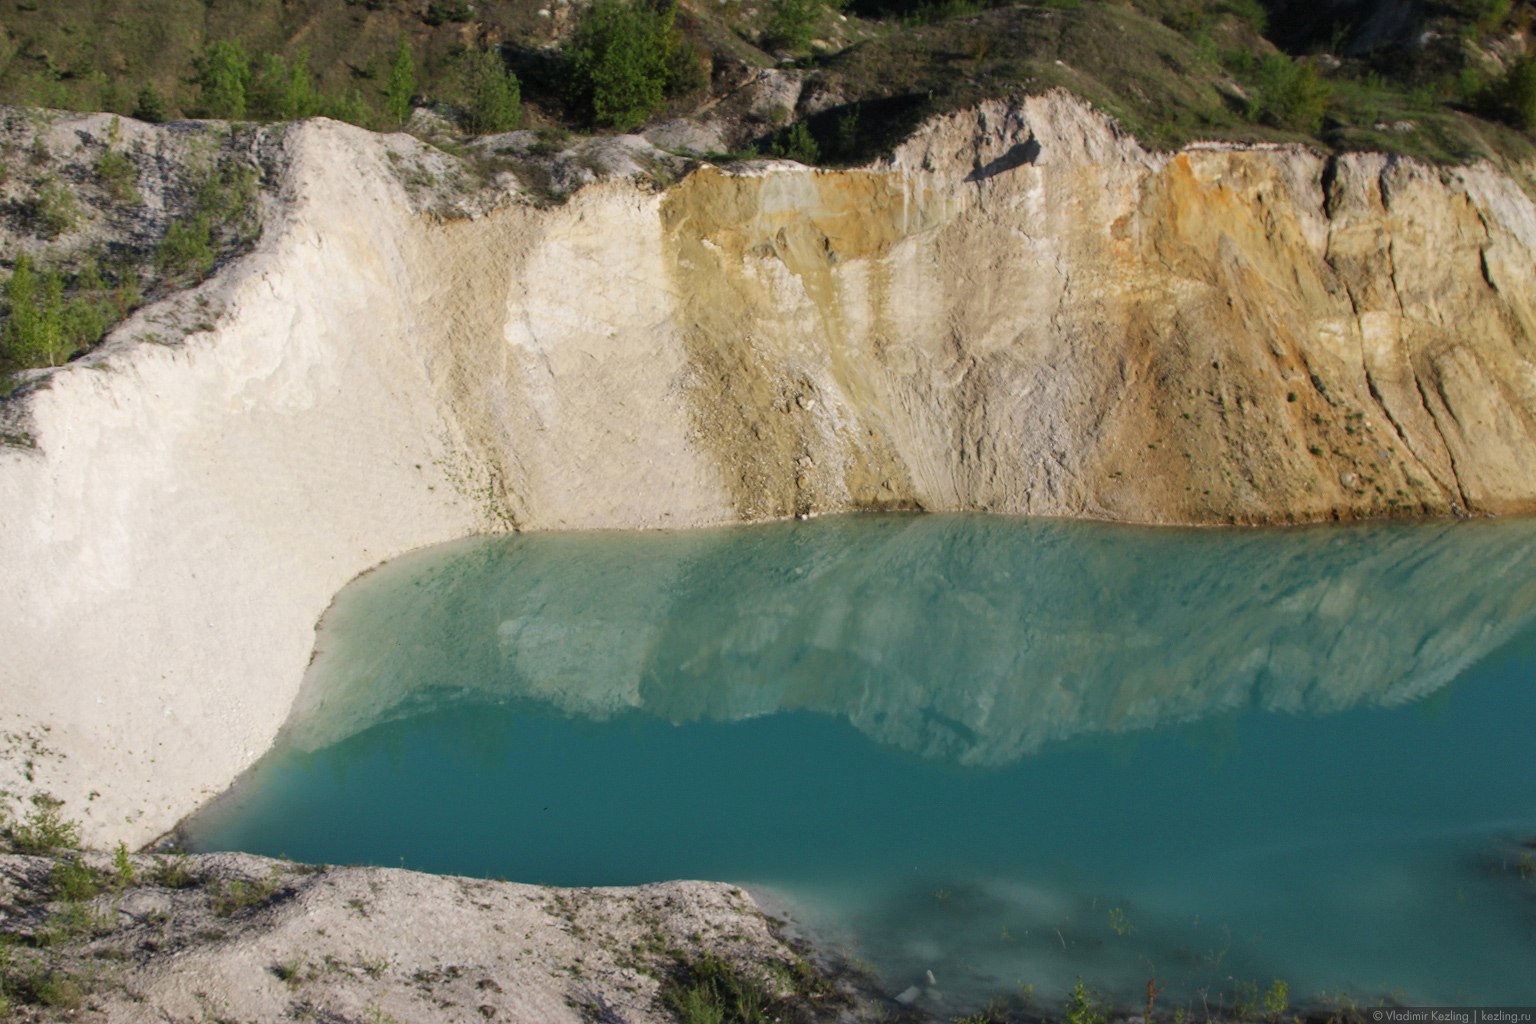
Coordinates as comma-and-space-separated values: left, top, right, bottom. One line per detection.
2, 92, 1536, 849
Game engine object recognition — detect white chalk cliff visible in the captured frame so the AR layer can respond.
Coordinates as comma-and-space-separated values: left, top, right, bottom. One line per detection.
3, 91, 1535, 846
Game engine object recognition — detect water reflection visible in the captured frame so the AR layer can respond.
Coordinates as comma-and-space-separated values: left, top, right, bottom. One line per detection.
287, 514, 1536, 761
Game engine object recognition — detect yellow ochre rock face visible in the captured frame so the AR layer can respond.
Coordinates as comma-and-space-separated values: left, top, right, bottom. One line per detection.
640, 104, 1536, 525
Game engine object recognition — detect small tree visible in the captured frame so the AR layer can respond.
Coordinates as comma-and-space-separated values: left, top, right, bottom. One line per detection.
133, 85, 169, 123
565, 0, 673, 131
249, 50, 322, 121
195, 39, 252, 119
25, 178, 80, 238
771, 120, 819, 163
324, 86, 373, 128
459, 48, 522, 135
765, 0, 820, 52
154, 216, 215, 281
2, 254, 67, 369
386, 35, 416, 125
666, 34, 710, 99
1249, 53, 1331, 134
1492, 54, 1536, 130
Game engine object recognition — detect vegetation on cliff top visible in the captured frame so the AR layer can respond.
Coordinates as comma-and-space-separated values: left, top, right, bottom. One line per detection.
0, 113, 269, 389
2, 0, 1535, 384
0, 0, 1532, 162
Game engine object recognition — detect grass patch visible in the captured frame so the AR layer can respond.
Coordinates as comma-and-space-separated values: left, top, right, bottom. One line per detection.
659, 952, 841, 1024
34, 900, 115, 947
48, 856, 103, 902
207, 867, 284, 917
151, 851, 197, 889
0, 960, 85, 1011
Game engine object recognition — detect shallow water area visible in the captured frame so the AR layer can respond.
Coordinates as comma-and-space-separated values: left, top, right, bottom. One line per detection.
182, 514, 1536, 1011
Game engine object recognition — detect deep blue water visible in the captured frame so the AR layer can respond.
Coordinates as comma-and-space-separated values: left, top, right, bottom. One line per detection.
182, 514, 1536, 1012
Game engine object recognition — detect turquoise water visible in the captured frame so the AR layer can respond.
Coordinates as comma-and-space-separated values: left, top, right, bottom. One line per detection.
183, 514, 1536, 1012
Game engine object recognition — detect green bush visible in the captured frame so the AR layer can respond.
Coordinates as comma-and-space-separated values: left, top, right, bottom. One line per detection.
249, 50, 323, 121
195, 39, 252, 119
424, 0, 473, 25
49, 856, 103, 901
111, 842, 137, 889
459, 47, 522, 135
666, 36, 711, 99
153, 215, 215, 280
153, 159, 259, 283
3, 962, 84, 1010
1249, 53, 1331, 133
94, 115, 139, 203
1, 254, 129, 372
1217, 0, 1268, 34
1065, 978, 1108, 1024
565, 0, 678, 131
24, 178, 80, 239
132, 86, 169, 123
1489, 55, 1536, 131
660, 953, 775, 1024
96, 148, 136, 198
5, 795, 81, 853
771, 120, 820, 163
1262, 978, 1289, 1020
152, 852, 196, 889
669, 983, 724, 1024
1446, 0, 1512, 33
765, 0, 821, 51
2, 255, 66, 369
1164, 5, 1207, 34
324, 87, 373, 127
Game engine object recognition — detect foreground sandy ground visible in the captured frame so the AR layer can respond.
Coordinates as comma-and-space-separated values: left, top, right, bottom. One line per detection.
0, 850, 870, 1023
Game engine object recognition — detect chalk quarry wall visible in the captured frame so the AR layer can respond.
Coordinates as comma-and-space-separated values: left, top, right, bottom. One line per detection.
3, 92, 1536, 846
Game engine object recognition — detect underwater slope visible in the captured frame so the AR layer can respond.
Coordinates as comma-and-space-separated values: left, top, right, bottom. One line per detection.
2, 91, 1536, 845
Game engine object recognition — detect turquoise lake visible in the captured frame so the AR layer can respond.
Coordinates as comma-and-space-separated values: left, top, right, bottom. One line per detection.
182, 514, 1536, 1012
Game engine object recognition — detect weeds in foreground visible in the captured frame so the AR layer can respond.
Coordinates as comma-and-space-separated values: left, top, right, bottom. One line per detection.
1065, 978, 1108, 1024
660, 951, 839, 1024
207, 867, 283, 917
0, 956, 85, 1010
111, 842, 136, 889
6, 795, 81, 854
151, 852, 196, 889
47, 856, 102, 902
35, 900, 114, 947
1261, 978, 1289, 1021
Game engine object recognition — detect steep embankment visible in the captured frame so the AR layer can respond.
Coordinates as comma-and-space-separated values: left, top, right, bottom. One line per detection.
3, 92, 1536, 847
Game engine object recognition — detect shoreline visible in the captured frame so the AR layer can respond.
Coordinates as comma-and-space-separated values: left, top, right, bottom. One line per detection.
4, 839, 1529, 1022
